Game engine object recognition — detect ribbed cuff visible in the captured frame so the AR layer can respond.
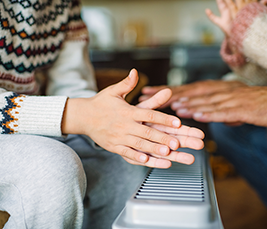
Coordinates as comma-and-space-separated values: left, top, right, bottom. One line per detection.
18, 96, 67, 136
220, 39, 246, 67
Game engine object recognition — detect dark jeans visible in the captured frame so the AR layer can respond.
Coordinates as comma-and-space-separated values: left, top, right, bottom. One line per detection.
209, 123, 267, 206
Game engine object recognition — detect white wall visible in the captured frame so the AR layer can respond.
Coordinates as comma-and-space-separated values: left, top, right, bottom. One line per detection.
82, 0, 224, 48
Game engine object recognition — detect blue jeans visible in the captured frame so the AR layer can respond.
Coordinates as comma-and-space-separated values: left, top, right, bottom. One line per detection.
209, 123, 267, 206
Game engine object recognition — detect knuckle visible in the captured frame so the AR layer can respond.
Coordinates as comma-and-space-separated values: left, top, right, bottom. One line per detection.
120, 147, 129, 157
146, 110, 155, 122
161, 134, 170, 145
134, 139, 143, 149
144, 127, 153, 139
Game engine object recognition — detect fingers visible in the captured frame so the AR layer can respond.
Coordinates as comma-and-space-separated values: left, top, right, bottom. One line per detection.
205, 8, 221, 27
161, 151, 195, 165
134, 108, 181, 128
110, 69, 139, 99
149, 125, 204, 150
130, 124, 179, 151
225, 0, 238, 18
142, 85, 169, 95
116, 146, 149, 164
123, 134, 173, 156
172, 92, 232, 110
121, 150, 195, 168
175, 135, 204, 150
171, 91, 235, 118
149, 124, 205, 139
192, 107, 243, 123
122, 155, 172, 169
137, 88, 172, 110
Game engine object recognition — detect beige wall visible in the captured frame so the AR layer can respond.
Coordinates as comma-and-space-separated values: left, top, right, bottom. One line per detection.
81, 0, 223, 47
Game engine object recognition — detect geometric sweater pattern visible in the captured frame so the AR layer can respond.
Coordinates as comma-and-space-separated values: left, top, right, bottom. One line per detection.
0, 0, 90, 134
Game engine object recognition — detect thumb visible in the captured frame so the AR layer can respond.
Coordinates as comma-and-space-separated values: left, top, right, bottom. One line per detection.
111, 69, 139, 99
137, 88, 172, 109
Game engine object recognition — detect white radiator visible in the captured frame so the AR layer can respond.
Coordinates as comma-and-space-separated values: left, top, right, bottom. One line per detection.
112, 149, 224, 229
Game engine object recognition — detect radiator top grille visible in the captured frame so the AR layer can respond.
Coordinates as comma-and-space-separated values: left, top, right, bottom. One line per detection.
134, 158, 204, 202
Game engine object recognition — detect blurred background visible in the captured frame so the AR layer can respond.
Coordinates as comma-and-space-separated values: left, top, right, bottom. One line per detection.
80, 1, 267, 229
81, 0, 231, 94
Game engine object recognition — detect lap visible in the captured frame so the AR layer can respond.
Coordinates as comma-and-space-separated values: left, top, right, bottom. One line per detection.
62, 134, 148, 208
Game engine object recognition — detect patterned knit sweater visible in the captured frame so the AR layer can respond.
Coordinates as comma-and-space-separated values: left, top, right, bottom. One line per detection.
220, 2, 267, 86
0, 0, 97, 136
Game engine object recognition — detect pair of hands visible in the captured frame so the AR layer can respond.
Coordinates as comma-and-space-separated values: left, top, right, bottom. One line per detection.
141, 80, 267, 128
206, 0, 259, 37
62, 69, 204, 169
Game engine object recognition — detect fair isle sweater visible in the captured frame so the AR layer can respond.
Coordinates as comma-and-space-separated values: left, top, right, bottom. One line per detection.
0, 0, 97, 136
220, 2, 267, 86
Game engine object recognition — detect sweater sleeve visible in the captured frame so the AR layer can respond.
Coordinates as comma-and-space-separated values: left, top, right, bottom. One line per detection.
0, 89, 67, 136
220, 2, 267, 86
45, 3, 97, 98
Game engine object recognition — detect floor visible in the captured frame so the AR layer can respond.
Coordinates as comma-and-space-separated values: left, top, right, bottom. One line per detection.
214, 175, 267, 229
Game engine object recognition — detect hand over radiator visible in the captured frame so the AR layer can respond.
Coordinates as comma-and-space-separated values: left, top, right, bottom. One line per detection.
112, 149, 224, 229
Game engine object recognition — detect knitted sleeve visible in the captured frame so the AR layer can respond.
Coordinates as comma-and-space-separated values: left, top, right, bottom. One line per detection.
220, 2, 267, 86
0, 89, 67, 135
46, 0, 98, 98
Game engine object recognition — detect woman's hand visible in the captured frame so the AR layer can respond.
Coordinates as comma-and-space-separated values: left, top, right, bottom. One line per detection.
62, 69, 204, 168
206, 0, 257, 37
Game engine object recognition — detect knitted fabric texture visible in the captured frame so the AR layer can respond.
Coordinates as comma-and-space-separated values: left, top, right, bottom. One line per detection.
0, 0, 90, 135
220, 2, 267, 86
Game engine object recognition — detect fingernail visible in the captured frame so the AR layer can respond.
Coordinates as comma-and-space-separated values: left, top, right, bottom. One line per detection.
129, 69, 134, 78
175, 153, 195, 165
179, 97, 188, 102
177, 108, 188, 114
193, 112, 203, 118
160, 146, 169, 156
172, 119, 181, 127
172, 102, 183, 109
170, 140, 178, 150
140, 154, 148, 162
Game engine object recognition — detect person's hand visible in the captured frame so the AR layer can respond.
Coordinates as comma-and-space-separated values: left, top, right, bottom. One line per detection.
174, 86, 267, 128
170, 80, 246, 118
131, 88, 205, 167
140, 80, 246, 110
140, 85, 172, 108
206, 0, 257, 37
62, 69, 204, 168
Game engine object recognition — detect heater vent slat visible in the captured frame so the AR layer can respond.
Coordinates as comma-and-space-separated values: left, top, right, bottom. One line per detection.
134, 155, 204, 202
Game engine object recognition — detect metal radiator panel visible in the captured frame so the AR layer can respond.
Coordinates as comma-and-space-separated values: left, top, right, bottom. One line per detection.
112, 149, 224, 229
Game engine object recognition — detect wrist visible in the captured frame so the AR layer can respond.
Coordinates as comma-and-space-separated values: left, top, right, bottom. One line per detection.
61, 98, 88, 135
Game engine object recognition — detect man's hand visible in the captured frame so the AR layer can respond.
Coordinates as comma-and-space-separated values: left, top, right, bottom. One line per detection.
140, 80, 245, 110
170, 80, 246, 118
206, 0, 257, 37
62, 69, 204, 168
173, 86, 267, 127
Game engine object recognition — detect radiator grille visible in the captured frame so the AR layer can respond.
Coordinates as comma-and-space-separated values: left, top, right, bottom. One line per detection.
134, 157, 204, 202
113, 149, 224, 229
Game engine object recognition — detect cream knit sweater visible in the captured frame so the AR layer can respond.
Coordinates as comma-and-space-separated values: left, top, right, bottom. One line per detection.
0, 0, 97, 136
220, 2, 267, 86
